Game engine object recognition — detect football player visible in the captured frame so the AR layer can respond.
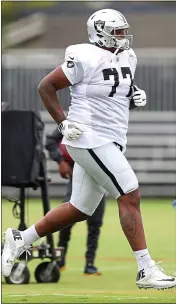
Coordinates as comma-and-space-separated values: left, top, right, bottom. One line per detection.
2, 9, 176, 289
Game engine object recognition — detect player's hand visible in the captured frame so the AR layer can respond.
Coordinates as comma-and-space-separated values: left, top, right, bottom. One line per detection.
58, 160, 72, 179
58, 120, 84, 140
132, 85, 147, 107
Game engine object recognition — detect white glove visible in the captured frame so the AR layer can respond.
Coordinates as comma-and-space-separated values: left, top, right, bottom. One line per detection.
58, 120, 84, 141
132, 85, 147, 107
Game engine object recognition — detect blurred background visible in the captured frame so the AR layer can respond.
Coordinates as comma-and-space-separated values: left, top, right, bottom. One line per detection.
2, 0, 176, 199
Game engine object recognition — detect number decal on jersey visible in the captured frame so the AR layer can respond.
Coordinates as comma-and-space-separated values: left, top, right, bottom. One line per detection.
121, 67, 133, 97
102, 68, 119, 97
102, 67, 133, 98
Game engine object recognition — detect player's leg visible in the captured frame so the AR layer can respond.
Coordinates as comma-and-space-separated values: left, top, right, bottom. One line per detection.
118, 189, 146, 250
58, 178, 74, 269
68, 144, 146, 249
118, 189, 176, 289
84, 196, 106, 275
2, 163, 105, 277
2, 202, 86, 277
67, 143, 176, 289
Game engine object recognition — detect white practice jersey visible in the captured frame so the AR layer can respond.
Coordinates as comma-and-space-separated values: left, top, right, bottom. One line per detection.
61, 43, 137, 149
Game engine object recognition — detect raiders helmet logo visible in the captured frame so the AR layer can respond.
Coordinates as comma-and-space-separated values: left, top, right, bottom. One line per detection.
94, 20, 105, 33
67, 61, 75, 68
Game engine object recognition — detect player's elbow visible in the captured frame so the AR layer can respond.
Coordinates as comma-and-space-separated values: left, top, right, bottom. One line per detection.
38, 77, 55, 96
38, 78, 48, 95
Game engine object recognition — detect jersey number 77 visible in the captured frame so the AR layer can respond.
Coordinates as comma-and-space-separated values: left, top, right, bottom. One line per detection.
102, 67, 133, 98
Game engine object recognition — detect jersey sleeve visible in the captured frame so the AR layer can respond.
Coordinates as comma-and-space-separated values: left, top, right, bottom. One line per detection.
61, 45, 84, 85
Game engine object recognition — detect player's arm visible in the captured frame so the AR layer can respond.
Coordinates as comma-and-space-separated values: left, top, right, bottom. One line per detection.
130, 85, 147, 108
129, 51, 147, 109
38, 66, 70, 124
38, 46, 85, 141
129, 99, 136, 110
129, 80, 136, 110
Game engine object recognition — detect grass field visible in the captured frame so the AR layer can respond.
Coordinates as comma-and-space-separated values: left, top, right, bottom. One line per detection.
2, 198, 176, 303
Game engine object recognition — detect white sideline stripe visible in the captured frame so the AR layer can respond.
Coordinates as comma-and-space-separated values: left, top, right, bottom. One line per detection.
4, 294, 159, 299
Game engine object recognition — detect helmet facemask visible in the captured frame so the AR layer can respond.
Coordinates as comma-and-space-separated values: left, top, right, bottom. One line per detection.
97, 26, 133, 50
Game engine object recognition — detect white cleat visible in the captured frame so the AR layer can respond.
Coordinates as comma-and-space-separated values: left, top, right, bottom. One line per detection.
136, 260, 176, 290
2, 228, 30, 277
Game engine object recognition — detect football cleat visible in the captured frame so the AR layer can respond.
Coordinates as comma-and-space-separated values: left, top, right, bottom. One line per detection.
136, 260, 176, 290
84, 263, 102, 276
2, 228, 30, 277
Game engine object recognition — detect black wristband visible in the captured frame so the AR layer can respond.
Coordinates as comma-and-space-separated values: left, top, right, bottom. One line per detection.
58, 122, 64, 133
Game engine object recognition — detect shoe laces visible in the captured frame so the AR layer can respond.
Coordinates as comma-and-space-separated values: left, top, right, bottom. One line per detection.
18, 245, 31, 262
8, 245, 31, 264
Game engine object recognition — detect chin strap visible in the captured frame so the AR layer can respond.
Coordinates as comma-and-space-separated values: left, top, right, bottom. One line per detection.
113, 47, 121, 56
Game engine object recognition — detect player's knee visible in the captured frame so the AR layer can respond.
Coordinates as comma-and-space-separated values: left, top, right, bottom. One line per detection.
119, 188, 140, 208
68, 202, 88, 221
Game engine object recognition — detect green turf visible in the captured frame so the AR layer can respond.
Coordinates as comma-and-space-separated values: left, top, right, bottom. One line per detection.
2, 199, 176, 303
